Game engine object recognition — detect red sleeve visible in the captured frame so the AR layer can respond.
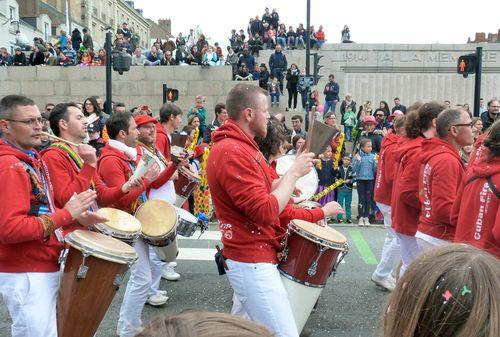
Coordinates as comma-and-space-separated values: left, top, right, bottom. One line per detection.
97, 157, 148, 211
280, 202, 325, 227
383, 150, 398, 187
0, 161, 72, 244
221, 154, 279, 227
450, 174, 467, 227
399, 155, 421, 209
155, 132, 171, 160
42, 150, 95, 207
431, 159, 464, 226
93, 173, 126, 206
150, 163, 176, 189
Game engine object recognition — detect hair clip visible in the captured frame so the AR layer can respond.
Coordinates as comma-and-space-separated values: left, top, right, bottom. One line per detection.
442, 290, 452, 303
461, 285, 471, 296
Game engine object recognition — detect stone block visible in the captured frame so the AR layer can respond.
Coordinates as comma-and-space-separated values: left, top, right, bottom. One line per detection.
70, 81, 105, 97
89, 66, 106, 80
0, 68, 8, 81
0, 81, 21, 95
406, 44, 432, 51
21, 80, 54, 96
142, 66, 174, 81
36, 66, 63, 81
431, 44, 461, 51
63, 66, 91, 80
112, 81, 139, 96
376, 51, 394, 67
54, 81, 71, 96
384, 44, 409, 51
8, 67, 37, 80
121, 66, 146, 81
187, 81, 225, 96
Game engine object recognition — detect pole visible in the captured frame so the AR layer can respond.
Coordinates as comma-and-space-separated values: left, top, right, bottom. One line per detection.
473, 46, 482, 118
305, 0, 311, 77
105, 31, 112, 115
162, 84, 168, 104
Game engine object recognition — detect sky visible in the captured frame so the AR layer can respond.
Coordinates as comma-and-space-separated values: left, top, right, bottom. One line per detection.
134, 0, 499, 47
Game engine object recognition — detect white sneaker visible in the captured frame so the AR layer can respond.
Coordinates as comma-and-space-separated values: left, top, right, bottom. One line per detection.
167, 261, 177, 268
162, 265, 181, 281
358, 217, 364, 226
146, 292, 169, 306
294, 108, 297, 111
371, 274, 396, 291
364, 217, 371, 226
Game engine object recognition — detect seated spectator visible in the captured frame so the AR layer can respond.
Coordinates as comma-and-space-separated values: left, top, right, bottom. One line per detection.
202, 46, 219, 67
117, 22, 132, 40
235, 63, 253, 81
45, 42, 57, 57
63, 41, 77, 63
162, 39, 177, 54
43, 49, 57, 66
186, 45, 202, 65
226, 46, 239, 78
384, 244, 500, 337
214, 42, 223, 59
12, 48, 27, 66
262, 7, 272, 26
79, 50, 92, 66
175, 44, 189, 65
58, 50, 74, 66
267, 25, 277, 49
145, 46, 161, 66
270, 8, 280, 29
161, 50, 176, 65
131, 48, 145, 66
0, 47, 13, 66
309, 26, 317, 49
176, 32, 186, 48
98, 49, 106, 65
196, 34, 208, 52
341, 25, 352, 43
28, 44, 45, 66
258, 63, 270, 89
248, 34, 264, 56
295, 24, 307, 49
315, 25, 326, 49
251, 64, 261, 81
287, 26, 296, 50
238, 48, 255, 72
233, 35, 246, 55
277, 26, 287, 49
91, 50, 102, 66
129, 28, 140, 51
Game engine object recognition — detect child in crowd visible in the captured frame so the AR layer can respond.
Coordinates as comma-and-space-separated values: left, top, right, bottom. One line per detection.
268, 77, 281, 107
315, 145, 337, 205
79, 50, 92, 66
384, 244, 500, 337
343, 105, 356, 142
336, 154, 355, 223
353, 138, 377, 226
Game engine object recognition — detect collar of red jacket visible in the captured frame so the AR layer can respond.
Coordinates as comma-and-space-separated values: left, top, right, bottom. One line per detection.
211, 119, 260, 152
381, 132, 400, 148
0, 138, 40, 165
99, 143, 133, 162
473, 152, 500, 178
393, 136, 423, 162
420, 137, 462, 164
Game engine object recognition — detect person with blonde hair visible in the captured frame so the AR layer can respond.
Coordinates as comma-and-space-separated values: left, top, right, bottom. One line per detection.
384, 244, 500, 337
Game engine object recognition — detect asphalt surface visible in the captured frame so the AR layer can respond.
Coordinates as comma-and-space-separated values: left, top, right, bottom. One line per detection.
0, 223, 391, 337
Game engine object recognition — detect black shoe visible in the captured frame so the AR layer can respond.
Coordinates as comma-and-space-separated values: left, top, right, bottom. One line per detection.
337, 218, 343, 223
345, 218, 352, 224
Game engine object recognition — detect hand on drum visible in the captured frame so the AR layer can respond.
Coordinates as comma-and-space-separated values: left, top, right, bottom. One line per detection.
76, 211, 109, 227
144, 162, 161, 182
321, 201, 345, 219
64, 190, 98, 219
289, 152, 315, 179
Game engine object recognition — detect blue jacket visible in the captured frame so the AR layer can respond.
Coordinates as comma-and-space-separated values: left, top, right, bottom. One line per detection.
353, 150, 377, 180
323, 82, 340, 101
269, 51, 287, 71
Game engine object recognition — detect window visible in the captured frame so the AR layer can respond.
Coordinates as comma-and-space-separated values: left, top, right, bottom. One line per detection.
44, 22, 50, 41
9, 6, 16, 20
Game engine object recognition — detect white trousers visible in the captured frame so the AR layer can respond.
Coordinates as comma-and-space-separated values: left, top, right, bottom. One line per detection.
148, 247, 165, 296
0, 272, 59, 337
226, 259, 299, 337
395, 232, 420, 276
415, 231, 448, 252
373, 203, 400, 279
118, 239, 154, 337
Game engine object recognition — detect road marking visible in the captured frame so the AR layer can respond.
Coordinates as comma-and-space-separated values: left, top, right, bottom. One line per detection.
178, 230, 221, 241
347, 229, 378, 265
177, 248, 217, 260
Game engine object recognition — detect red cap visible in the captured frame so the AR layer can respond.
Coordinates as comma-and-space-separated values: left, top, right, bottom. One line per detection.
134, 114, 158, 127
362, 115, 377, 125
194, 143, 208, 158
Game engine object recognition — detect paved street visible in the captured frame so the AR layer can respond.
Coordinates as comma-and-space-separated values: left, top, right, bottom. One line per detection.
0, 224, 391, 337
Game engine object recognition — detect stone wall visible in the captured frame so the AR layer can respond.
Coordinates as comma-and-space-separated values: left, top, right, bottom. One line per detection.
1, 43, 499, 124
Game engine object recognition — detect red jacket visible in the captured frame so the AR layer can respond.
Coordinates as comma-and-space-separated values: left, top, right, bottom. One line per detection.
207, 120, 281, 264
391, 137, 423, 236
374, 133, 400, 205
452, 153, 500, 258
418, 138, 465, 241
0, 140, 73, 272
155, 125, 171, 160
467, 132, 488, 171
97, 144, 151, 214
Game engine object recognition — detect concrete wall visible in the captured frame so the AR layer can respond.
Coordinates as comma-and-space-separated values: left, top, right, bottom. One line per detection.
1, 43, 499, 124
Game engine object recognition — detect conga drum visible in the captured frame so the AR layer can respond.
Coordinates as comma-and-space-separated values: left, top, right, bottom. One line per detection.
94, 207, 142, 244
135, 199, 179, 262
176, 207, 199, 237
279, 219, 348, 333
58, 230, 138, 337
296, 200, 327, 227
174, 167, 201, 207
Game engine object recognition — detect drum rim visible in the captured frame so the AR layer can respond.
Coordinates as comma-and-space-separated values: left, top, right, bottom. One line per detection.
178, 167, 201, 181
65, 231, 138, 264
93, 223, 140, 240
96, 207, 142, 232
289, 222, 348, 251
176, 208, 198, 223
136, 200, 178, 237
278, 269, 326, 288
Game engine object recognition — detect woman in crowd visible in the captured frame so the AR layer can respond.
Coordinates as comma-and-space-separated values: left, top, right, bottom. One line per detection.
285, 63, 300, 111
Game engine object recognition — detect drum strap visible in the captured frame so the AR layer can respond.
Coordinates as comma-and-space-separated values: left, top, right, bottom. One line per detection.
127, 161, 148, 211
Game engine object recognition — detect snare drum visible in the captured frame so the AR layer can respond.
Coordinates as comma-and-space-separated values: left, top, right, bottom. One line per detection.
94, 208, 142, 244
174, 168, 201, 207
58, 230, 137, 337
176, 207, 199, 237
135, 199, 179, 262
296, 200, 327, 227
279, 219, 348, 333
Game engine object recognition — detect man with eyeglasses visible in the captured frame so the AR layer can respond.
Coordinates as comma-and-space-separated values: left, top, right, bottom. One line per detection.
480, 98, 499, 132
0, 95, 104, 337
415, 108, 474, 253
374, 109, 391, 131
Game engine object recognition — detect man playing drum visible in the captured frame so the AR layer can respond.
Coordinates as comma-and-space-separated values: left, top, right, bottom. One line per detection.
207, 84, 317, 337
0, 95, 103, 337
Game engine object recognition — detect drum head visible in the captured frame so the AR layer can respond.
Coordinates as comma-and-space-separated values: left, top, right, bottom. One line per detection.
176, 207, 198, 223
135, 199, 177, 237
65, 230, 137, 264
291, 219, 347, 246
96, 208, 142, 233
276, 155, 318, 200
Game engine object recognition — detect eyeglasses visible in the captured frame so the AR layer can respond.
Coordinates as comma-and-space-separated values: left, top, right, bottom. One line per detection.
375, 114, 384, 117
450, 122, 474, 128
6, 117, 43, 127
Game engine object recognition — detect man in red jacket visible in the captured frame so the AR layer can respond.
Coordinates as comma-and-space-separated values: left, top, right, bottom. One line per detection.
371, 115, 405, 291
416, 108, 473, 251
42, 103, 143, 234
452, 120, 500, 258
207, 84, 315, 337
0, 95, 101, 337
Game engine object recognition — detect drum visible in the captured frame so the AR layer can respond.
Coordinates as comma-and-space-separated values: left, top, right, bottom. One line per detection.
276, 155, 318, 200
296, 200, 327, 227
135, 199, 179, 262
279, 219, 348, 333
94, 208, 142, 244
176, 207, 199, 237
58, 230, 137, 337
174, 167, 201, 207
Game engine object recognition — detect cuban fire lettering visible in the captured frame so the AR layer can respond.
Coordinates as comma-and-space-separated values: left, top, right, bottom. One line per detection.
219, 222, 233, 240
422, 163, 432, 219
474, 182, 491, 241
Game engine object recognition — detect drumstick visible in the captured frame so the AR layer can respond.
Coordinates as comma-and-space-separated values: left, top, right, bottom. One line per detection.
42, 132, 79, 147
